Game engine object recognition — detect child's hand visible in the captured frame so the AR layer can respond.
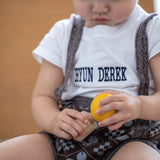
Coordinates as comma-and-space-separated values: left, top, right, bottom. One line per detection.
52, 109, 87, 140
97, 90, 142, 130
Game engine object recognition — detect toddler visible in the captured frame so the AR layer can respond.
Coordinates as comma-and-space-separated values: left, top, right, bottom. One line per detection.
0, 0, 160, 159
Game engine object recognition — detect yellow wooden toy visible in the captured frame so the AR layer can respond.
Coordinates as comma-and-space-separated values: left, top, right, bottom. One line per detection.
90, 93, 116, 122
75, 93, 116, 141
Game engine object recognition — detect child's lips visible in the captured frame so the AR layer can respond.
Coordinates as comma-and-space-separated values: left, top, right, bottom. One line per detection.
94, 18, 110, 23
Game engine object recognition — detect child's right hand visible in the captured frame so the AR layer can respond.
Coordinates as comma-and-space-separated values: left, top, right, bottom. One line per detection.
52, 109, 88, 140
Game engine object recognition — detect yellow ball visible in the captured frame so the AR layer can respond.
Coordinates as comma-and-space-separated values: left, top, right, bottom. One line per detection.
90, 93, 116, 122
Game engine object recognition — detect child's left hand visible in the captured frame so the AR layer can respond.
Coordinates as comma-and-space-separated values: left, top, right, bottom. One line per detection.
97, 90, 142, 130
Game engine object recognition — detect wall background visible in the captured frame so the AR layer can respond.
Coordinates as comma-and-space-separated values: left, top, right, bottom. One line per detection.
154, 0, 160, 14
0, 0, 154, 139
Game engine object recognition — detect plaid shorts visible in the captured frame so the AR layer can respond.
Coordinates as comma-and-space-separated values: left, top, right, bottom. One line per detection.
41, 96, 160, 160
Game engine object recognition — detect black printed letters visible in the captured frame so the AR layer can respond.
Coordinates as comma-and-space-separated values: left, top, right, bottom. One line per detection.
74, 67, 127, 83
98, 67, 127, 82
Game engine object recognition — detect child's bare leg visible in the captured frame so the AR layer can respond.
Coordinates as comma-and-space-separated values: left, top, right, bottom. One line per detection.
111, 141, 160, 160
0, 133, 55, 160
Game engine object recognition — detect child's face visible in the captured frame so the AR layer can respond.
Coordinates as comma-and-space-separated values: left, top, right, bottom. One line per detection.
73, 0, 138, 27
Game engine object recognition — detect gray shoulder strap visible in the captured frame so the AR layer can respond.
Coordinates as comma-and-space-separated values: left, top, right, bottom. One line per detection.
55, 16, 85, 101
136, 13, 157, 95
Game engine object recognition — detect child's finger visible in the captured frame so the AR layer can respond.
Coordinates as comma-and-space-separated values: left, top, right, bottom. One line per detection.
60, 121, 81, 139
58, 129, 72, 140
98, 112, 126, 127
99, 94, 122, 107
65, 109, 88, 124
96, 101, 121, 115
107, 121, 124, 131
61, 111, 86, 137
65, 119, 86, 138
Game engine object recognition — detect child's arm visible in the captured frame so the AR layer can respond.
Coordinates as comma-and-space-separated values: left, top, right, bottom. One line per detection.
96, 53, 160, 131
139, 52, 160, 120
31, 59, 87, 140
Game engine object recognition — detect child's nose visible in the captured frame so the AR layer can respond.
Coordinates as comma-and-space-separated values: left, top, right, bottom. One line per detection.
92, 0, 109, 14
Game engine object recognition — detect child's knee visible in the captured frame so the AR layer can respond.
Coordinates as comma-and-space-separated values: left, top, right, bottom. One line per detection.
0, 134, 55, 160
111, 141, 160, 160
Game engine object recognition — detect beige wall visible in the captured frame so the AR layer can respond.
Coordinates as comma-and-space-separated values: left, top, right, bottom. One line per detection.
0, 0, 153, 139
139, 0, 154, 13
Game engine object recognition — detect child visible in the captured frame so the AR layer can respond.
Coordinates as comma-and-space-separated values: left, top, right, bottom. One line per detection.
1, 0, 160, 159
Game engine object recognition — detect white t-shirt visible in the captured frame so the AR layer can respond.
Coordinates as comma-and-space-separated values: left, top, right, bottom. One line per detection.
33, 5, 160, 100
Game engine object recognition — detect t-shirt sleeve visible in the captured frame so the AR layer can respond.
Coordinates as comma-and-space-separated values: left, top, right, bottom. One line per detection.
32, 15, 75, 69
32, 23, 63, 68
148, 15, 160, 60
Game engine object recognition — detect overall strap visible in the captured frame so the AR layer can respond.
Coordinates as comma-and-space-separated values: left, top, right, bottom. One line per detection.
135, 13, 157, 95
55, 16, 85, 102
